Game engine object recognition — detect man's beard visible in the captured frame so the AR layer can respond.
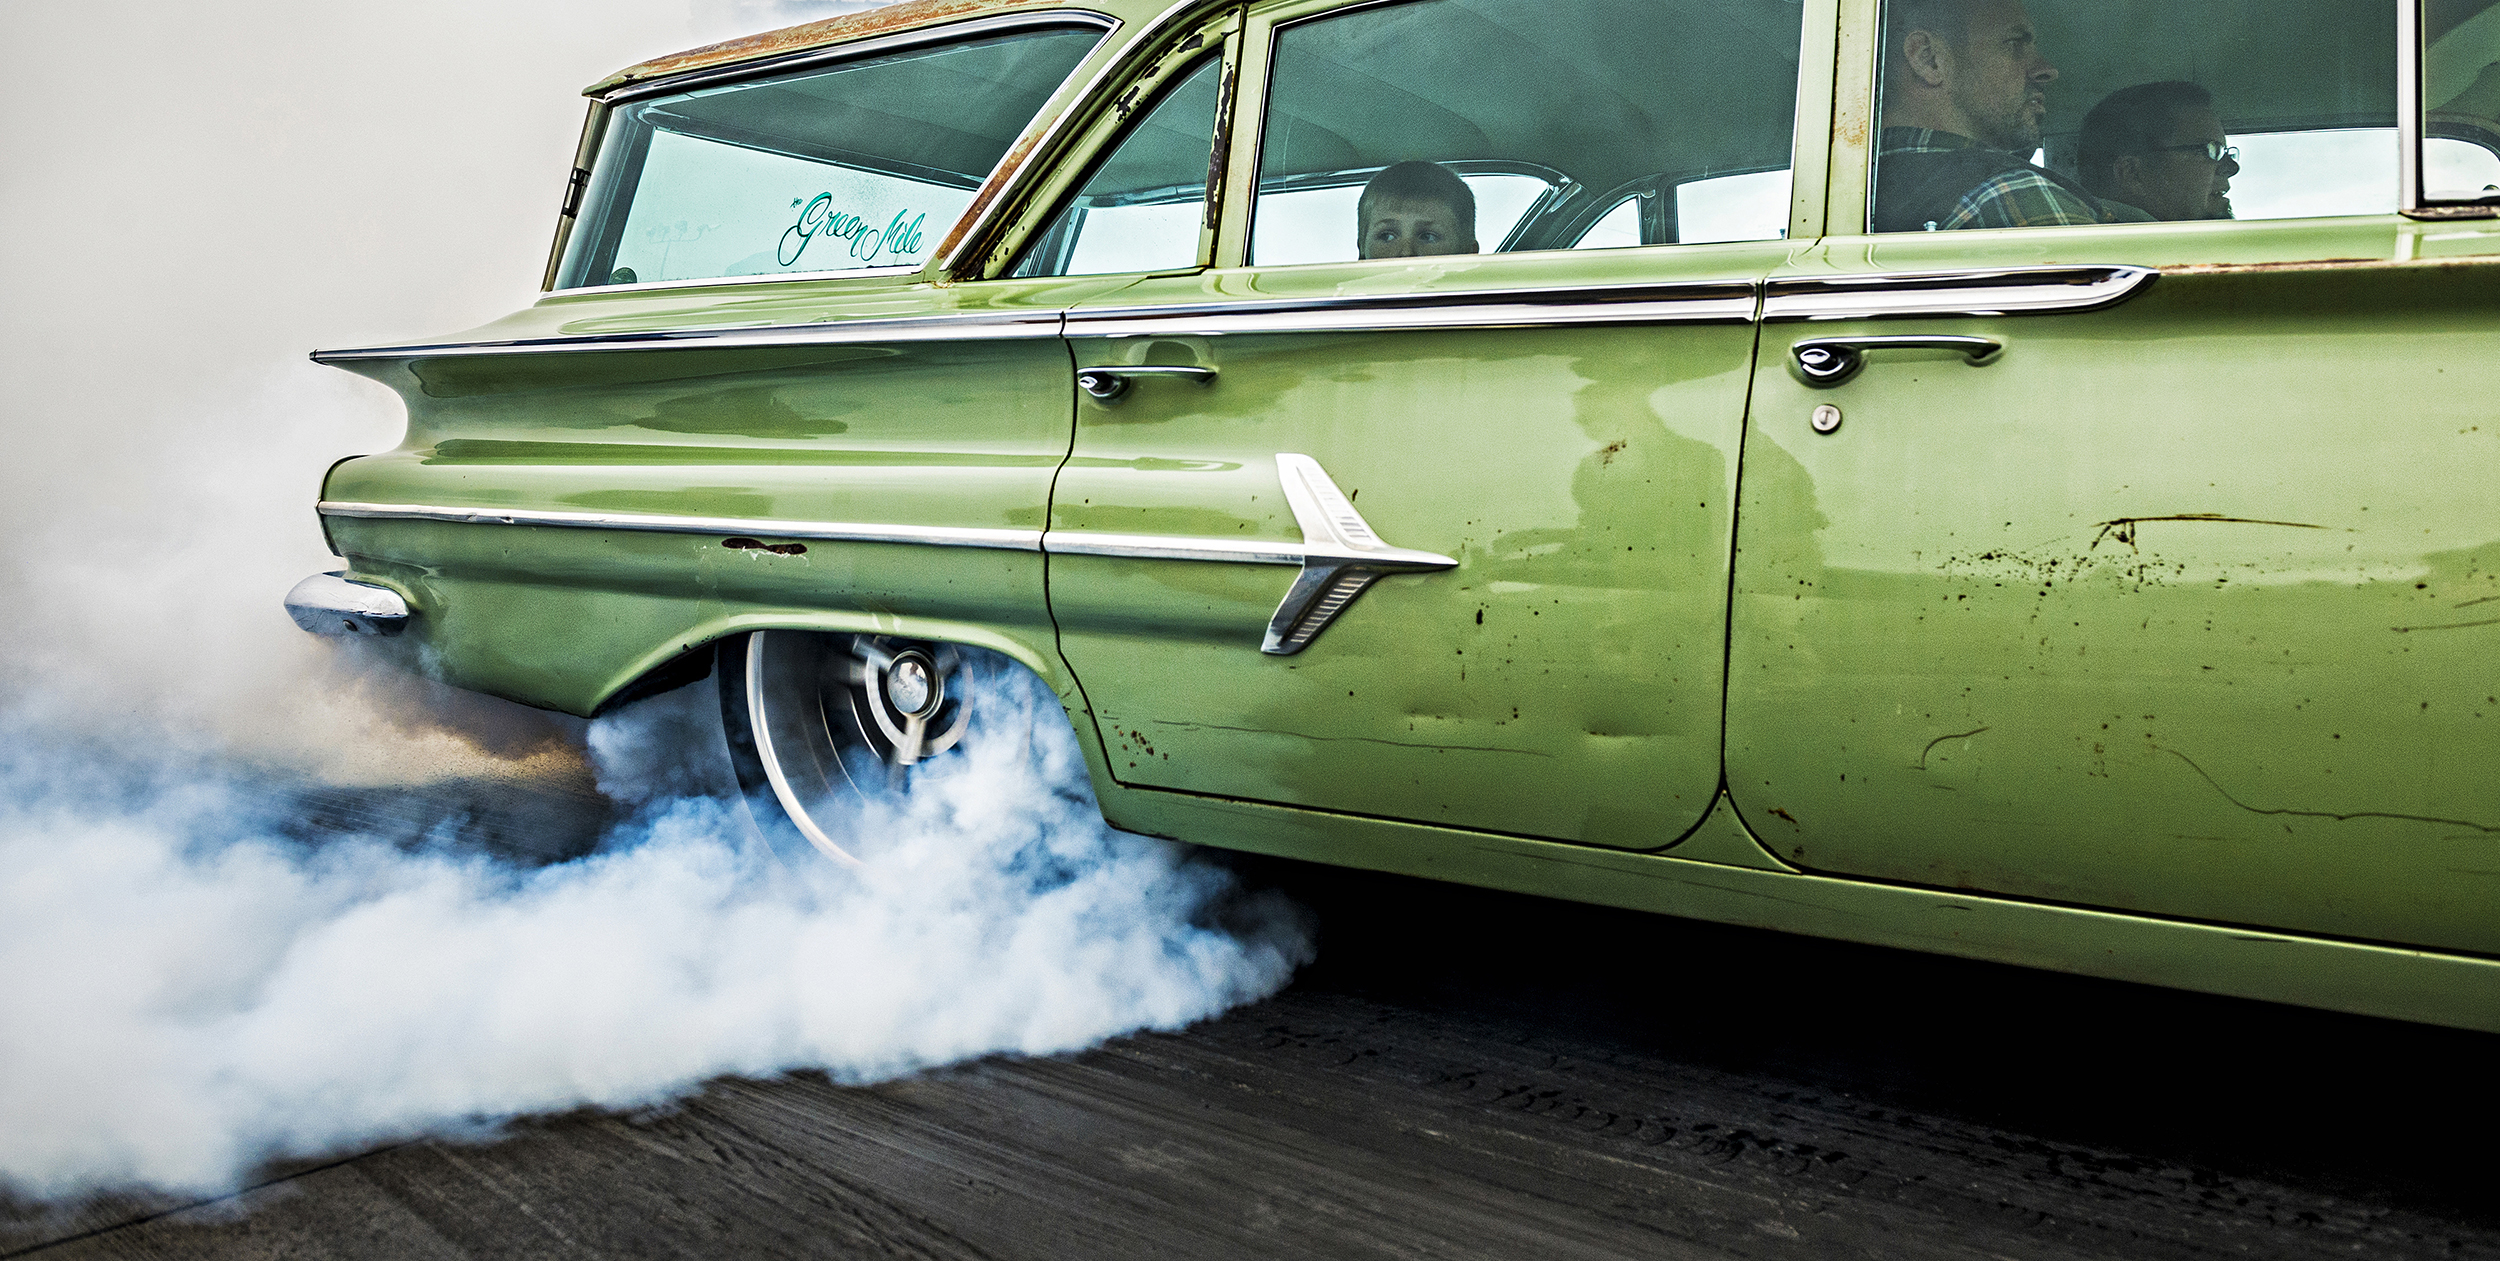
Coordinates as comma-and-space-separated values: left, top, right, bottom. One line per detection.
1959, 83, 2044, 153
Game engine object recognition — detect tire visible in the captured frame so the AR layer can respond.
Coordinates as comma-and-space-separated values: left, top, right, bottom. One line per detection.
716, 629, 974, 865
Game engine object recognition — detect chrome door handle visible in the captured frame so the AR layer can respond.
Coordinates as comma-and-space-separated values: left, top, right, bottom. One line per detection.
1077, 365, 1217, 402
1791, 335, 2002, 387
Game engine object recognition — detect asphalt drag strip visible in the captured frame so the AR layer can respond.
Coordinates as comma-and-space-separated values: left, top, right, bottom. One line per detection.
6, 851, 2496, 1259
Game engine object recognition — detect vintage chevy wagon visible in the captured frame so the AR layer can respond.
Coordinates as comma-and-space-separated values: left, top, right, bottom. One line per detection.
292, 0, 2500, 1030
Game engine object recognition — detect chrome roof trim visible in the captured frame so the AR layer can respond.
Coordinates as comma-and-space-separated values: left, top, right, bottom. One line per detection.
1066, 281, 1757, 338
317, 501, 1043, 551
1760, 265, 2156, 321
310, 310, 1062, 364
598, 11, 1119, 104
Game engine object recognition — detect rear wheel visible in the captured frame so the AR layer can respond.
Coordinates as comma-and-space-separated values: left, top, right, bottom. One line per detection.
717, 630, 973, 865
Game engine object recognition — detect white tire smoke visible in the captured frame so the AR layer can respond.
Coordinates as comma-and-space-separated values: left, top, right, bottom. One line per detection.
0, 669, 1311, 1203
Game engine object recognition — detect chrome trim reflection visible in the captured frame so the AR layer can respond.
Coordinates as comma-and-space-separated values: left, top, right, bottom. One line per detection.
1077, 364, 1217, 400
1760, 265, 2156, 321
284, 571, 411, 637
317, 501, 1043, 551
1262, 453, 1456, 655
310, 310, 1061, 363
1043, 531, 1305, 565
1792, 334, 2003, 386
1041, 455, 1457, 653
2399, 0, 2424, 217
1067, 281, 1756, 338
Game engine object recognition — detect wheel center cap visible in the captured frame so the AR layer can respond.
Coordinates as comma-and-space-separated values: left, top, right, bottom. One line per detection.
888, 656, 935, 716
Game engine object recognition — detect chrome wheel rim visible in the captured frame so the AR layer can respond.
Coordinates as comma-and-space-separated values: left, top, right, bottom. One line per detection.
732, 629, 970, 865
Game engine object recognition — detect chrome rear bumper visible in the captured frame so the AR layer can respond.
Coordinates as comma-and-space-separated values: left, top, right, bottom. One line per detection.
284, 571, 410, 636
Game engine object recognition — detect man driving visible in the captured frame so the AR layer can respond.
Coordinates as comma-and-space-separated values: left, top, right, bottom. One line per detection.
1872, 0, 2107, 231
2078, 81, 2239, 220
1356, 161, 1480, 258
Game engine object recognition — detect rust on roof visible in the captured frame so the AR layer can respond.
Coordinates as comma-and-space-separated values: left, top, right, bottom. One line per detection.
586, 0, 1073, 96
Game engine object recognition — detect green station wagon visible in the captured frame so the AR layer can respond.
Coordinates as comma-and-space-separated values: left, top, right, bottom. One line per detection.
291, 0, 2500, 1030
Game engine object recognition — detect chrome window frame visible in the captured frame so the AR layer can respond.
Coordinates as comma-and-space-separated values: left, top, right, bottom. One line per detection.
2403, 0, 2500, 218
939, 0, 1248, 278
540, 10, 1121, 297
1003, 40, 1239, 281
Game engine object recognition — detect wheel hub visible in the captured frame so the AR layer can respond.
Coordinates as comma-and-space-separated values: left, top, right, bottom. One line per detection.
887, 652, 939, 717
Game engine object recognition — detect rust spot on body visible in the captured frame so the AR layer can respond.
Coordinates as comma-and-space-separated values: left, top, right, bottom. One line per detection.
2160, 255, 2498, 277
1768, 807, 1800, 827
588, 0, 1035, 94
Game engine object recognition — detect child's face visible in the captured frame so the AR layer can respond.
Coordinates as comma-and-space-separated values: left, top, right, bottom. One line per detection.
1360, 197, 1475, 258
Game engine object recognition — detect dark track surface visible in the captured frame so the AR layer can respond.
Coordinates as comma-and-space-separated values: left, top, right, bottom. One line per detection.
7, 844, 2497, 1259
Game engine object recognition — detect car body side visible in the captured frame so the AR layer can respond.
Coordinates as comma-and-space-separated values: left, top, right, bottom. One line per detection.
308, 0, 2500, 1031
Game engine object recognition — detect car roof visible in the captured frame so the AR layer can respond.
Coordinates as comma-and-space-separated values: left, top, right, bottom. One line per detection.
585, 0, 1174, 97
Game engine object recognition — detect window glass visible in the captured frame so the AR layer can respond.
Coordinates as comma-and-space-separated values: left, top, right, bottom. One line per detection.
1249, 0, 1803, 265
1013, 55, 1225, 277
1871, 0, 2395, 233
1252, 171, 1553, 264
555, 27, 1103, 290
1677, 169, 1794, 243
1572, 197, 1643, 250
2425, 0, 2500, 204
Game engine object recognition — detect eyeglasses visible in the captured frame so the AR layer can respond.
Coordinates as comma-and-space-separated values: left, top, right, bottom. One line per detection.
2154, 141, 2240, 164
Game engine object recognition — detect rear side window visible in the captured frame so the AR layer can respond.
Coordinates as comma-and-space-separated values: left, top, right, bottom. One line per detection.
1870, 0, 2399, 232
1248, 0, 1805, 265
555, 26, 1104, 290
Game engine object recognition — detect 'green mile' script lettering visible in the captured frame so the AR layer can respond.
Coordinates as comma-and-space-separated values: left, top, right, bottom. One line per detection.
779, 194, 928, 268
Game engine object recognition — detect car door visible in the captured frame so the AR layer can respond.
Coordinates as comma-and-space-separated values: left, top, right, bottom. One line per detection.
1725, 0, 2500, 950
1029, 0, 1818, 848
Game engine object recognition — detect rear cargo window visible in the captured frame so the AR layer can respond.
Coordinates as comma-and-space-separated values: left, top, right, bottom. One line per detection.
554, 26, 1104, 290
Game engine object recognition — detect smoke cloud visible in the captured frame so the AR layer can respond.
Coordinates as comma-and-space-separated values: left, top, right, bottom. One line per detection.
0, 0, 1311, 1207
0, 674, 1309, 1202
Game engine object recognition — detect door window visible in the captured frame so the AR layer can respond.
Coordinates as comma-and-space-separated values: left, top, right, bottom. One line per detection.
1012, 54, 1228, 277
1870, 0, 2399, 232
553, 25, 1105, 289
1247, 0, 1804, 264
2424, 0, 2500, 205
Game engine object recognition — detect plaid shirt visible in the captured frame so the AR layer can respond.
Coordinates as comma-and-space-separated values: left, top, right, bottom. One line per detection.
1878, 127, 2108, 230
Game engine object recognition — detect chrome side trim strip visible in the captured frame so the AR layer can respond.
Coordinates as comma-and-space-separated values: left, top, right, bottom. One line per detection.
1261, 453, 1457, 655
1039, 455, 1458, 654
316, 501, 1042, 551
1760, 265, 2156, 321
310, 311, 1062, 364
1067, 282, 1756, 338
1043, 531, 1306, 566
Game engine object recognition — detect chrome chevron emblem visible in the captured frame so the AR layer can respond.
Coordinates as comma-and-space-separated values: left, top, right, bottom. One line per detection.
1263, 453, 1456, 655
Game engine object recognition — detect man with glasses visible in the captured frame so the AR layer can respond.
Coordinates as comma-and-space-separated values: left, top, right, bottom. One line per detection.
1873, 0, 2109, 231
2079, 81, 2240, 220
